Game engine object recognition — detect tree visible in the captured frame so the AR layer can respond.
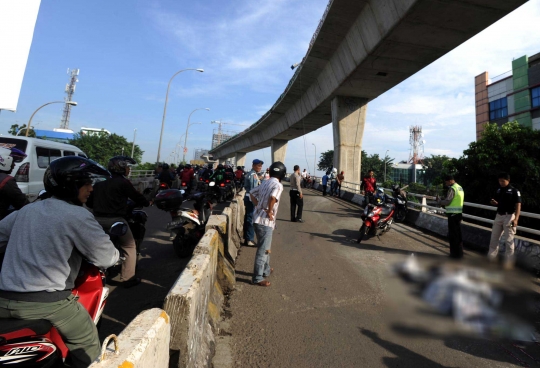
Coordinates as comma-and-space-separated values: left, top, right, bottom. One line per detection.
8, 124, 35, 137
446, 121, 540, 211
317, 150, 334, 172
361, 150, 394, 179
69, 133, 144, 167
422, 154, 451, 186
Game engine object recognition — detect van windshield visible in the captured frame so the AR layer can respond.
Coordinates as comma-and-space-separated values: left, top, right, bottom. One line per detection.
0, 138, 28, 153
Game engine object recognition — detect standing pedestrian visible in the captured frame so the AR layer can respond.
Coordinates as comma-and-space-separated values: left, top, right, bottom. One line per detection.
488, 172, 521, 268
249, 161, 286, 287
243, 159, 264, 247
360, 169, 377, 207
289, 165, 304, 223
336, 171, 345, 197
329, 168, 338, 196
321, 172, 329, 196
437, 175, 464, 259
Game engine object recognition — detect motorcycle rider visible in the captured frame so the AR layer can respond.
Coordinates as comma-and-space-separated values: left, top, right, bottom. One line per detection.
0, 156, 119, 368
158, 163, 175, 188
210, 163, 226, 183
87, 156, 151, 288
243, 159, 263, 246
180, 164, 195, 193
0, 147, 29, 221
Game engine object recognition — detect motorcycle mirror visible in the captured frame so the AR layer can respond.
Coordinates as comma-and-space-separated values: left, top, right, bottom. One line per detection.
209, 182, 216, 187
110, 222, 128, 237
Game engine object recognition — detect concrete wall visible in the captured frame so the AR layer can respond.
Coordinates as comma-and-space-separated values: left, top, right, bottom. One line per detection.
90, 308, 170, 368
163, 190, 245, 368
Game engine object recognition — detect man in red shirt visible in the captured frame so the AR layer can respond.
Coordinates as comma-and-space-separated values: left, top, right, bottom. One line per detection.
180, 164, 195, 193
360, 169, 377, 207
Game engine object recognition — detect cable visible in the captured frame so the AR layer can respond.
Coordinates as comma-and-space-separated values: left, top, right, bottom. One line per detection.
298, 66, 311, 174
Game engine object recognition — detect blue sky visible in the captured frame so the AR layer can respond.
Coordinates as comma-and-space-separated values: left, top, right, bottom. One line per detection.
2, 0, 540, 176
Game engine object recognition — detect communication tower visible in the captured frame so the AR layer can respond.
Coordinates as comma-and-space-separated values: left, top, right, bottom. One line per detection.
408, 125, 424, 165
59, 68, 79, 130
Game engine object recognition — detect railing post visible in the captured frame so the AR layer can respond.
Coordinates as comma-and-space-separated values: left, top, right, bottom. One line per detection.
422, 196, 427, 213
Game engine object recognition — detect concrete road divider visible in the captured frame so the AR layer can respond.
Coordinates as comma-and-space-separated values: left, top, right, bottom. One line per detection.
89, 308, 170, 368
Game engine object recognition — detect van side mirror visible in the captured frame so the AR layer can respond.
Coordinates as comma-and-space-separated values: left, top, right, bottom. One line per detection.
109, 222, 128, 237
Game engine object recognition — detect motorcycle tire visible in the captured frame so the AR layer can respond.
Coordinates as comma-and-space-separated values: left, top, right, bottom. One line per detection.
395, 208, 406, 223
357, 224, 368, 243
173, 234, 194, 258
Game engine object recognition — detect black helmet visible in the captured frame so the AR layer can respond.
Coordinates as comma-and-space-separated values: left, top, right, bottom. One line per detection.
185, 164, 191, 169
162, 163, 170, 170
392, 184, 400, 191
44, 157, 110, 201
108, 156, 136, 175
269, 161, 286, 180
217, 164, 224, 170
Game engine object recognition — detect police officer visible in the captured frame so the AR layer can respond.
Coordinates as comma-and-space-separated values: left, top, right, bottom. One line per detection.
488, 172, 521, 267
437, 175, 465, 259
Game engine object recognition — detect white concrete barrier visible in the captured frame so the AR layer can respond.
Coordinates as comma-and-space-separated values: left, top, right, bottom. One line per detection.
90, 308, 170, 368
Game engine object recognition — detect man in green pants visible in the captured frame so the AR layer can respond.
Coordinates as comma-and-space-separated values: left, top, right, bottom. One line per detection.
0, 157, 119, 368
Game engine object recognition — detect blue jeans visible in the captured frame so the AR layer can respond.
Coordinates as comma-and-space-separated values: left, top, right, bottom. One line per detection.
244, 197, 254, 242
253, 223, 273, 283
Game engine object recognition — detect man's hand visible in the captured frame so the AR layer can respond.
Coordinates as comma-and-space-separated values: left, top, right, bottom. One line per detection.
266, 209, 274, 221
299, 193, 303, 199
513, 218, 519, 228
490, 199, 498, 206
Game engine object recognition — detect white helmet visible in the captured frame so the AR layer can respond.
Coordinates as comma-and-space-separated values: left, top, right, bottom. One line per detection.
332, 168, 337, 173
0, 147, 27, 172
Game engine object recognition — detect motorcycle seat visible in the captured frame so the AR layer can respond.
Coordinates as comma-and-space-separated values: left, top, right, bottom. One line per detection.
0, 318, 52, 335
380, 204, 394, 217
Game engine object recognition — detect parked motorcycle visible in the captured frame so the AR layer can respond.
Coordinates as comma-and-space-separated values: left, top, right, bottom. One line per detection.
357, 196, 396, 243
154, 189, 214, 258
392, 184, 408, 223
0, 223, 126, 367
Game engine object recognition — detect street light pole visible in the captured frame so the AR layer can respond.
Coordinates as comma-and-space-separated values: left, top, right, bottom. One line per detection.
182, 108, 209, 163
156, 68, 204, 164
312, 143, 316, 177
26, 101, 77, 137
131, 129, 137, 158
384, 149, 389, 182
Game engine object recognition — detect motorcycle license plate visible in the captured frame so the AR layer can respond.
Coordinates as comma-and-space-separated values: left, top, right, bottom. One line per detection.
167, 220, 183, 230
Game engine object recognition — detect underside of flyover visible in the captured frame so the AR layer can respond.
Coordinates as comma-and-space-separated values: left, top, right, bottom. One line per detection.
209, 0, 527, 183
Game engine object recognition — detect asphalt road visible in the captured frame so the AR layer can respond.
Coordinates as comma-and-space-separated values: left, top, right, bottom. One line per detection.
98, 197, 230, 341
216, 182, 540, 368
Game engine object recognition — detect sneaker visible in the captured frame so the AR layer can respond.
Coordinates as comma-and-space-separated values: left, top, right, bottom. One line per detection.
123, 277, 142, 288
247, 240, 256, 246
296, 218, 305, 223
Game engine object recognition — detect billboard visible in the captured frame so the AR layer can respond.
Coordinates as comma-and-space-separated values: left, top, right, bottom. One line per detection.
0, 0, 41, 111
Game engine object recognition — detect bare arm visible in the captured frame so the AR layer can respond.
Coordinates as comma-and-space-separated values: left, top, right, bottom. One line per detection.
514, 202, 521, 227
266, 196, 277, 221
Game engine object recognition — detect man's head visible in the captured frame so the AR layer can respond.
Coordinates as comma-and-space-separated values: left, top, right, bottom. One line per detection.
368, 170, 374, 178
269, 161, 287, 181
0, 147, 27, 175
303, 169, 306, 172
341, 171, 344, 175
77, 180, 93, 204
294, 165, 300, 172
443, 174, 455, 187
252, 159, 263, 173
498, 172, 510, 187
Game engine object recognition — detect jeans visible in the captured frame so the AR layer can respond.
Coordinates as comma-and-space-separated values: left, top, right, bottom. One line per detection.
447, 213, 463, 259
0, 294, 100, 368
290, 190, 303, 220
488, 213, 516, 261
330, 181, 337, 195
253, 223, 273, 283
337, 183, 342, 196
322, 184, 327, 196
244, 197, 255, 242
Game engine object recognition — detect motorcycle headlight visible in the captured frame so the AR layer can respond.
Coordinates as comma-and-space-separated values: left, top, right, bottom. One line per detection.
367, 212, 374, 218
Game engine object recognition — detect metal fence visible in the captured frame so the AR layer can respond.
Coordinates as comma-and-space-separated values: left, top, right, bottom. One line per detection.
129, 170, 155, 179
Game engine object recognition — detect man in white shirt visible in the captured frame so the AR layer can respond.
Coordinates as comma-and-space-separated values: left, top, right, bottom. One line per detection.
249, 161, 286, 287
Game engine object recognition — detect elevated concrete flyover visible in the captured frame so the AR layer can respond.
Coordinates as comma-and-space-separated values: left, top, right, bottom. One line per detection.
209, 0, 527, 183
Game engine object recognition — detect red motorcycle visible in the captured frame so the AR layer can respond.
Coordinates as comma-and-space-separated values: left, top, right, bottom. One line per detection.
357, 194, 396, 243
0, 223, 126, 367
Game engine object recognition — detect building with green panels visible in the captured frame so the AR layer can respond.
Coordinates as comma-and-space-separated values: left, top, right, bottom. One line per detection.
475, 52, 540, 139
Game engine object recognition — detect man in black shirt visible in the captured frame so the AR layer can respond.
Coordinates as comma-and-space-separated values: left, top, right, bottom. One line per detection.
488, 172, 521, 267
87, 156, 151, 288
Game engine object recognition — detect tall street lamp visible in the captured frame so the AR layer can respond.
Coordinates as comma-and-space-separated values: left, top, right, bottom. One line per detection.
131, 129, 137, 158
156, 68, 204, 163
183, 107, 209, 163
312, 143, 316, 177
26, 101, 77, 137
384, 149, 389, 182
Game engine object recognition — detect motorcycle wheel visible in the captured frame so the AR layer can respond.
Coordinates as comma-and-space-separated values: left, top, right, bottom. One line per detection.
395, 208, 406, 223
173, 234, 194, 258
357, 224, 369, 243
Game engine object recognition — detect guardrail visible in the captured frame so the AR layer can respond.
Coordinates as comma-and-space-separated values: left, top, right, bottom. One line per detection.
129, 170, 155, 178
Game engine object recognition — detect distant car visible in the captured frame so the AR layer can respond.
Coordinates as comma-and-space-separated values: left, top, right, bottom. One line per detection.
0, 137, 87, 201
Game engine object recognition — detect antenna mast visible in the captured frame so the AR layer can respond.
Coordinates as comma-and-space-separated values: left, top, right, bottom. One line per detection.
408, 125, 424, 165
59, 68, 79, 130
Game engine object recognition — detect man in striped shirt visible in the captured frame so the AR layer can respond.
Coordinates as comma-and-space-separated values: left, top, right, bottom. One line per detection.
249, 161, 286, 287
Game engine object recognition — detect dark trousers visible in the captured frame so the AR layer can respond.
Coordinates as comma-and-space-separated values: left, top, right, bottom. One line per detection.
322, 185, 327, 196
290, 190, 304, 220
447, 213, 464, 259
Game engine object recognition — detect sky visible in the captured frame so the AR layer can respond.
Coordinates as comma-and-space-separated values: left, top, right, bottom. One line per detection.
2, 0, 540, 176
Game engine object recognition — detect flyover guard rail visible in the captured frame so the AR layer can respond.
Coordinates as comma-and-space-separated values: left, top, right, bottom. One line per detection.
129, 170, 155, 178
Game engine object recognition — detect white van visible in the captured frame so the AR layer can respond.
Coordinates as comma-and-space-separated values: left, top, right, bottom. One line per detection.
0, 137, 87, 201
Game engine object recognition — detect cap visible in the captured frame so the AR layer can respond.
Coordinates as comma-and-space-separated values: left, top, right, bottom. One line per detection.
253, 159, 264, 165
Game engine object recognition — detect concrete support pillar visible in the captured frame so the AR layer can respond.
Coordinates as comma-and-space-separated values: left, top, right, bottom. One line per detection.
235, 152, 247, 167
331, 96, 368, 190
271, 139, 288, 164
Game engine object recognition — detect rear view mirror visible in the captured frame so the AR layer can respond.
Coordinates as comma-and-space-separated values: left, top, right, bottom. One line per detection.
109, 222, 128, 237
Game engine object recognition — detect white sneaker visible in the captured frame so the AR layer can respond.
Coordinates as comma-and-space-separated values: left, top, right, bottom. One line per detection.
247, 240, 256, 246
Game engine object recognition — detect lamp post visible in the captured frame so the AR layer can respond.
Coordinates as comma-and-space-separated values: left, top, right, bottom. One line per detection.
26, 101, 77, 137
182, 108, 209, 163
312, 143, 316, 177
131, 129, 137, 158
384, 149, 389, 182
156, 68, 204, 164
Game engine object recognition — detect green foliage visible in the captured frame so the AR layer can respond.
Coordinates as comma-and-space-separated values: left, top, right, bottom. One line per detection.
69, 133, 144, 167
8, 124, 35, 137
446, 122, 540, 211
422, 154, 451, 186
317, 150, 334, 172
361, 150, 394, 179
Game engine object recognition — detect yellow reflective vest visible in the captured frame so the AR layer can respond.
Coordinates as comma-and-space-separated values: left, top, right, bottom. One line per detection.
446, 183, 464, 214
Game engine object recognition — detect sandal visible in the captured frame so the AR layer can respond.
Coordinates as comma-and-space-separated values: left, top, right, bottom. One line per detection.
263, 268, 274, 277
254, 280, 271, 287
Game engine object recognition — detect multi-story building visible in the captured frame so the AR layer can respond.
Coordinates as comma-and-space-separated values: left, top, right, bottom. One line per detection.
475, 52, 540, 139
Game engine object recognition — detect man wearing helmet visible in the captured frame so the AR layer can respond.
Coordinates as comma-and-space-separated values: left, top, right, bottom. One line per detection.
0, 156, 120, 368
180, 164, 195, 193
87, 156, 151, 288
248, 161, 286, 287
0, 147, 29, 220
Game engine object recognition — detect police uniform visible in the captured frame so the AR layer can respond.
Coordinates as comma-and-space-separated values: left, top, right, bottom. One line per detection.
488, 184, 521, 261
439, 182, 464, 259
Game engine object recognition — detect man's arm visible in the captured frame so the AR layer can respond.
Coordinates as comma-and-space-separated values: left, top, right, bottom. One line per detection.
0, 212, 16, 253
249, 185, 260, 206
72, 212, 119, 269
4, 179, 29, 210
295, 174, 303, 197
124, 180, 151, 207
265, 196, 277, 221
513, 189, 522, 227
438, 188, 455, 206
